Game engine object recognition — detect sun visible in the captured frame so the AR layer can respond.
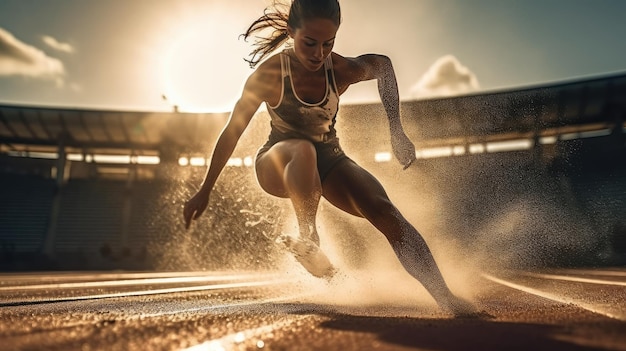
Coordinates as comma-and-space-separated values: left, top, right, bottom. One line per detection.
161, 23, 250, 113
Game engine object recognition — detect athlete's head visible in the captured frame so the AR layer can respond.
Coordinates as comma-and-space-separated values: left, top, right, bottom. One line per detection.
286, 0, 341, 32
242, 0, 342, 68
287, 0, 340, 71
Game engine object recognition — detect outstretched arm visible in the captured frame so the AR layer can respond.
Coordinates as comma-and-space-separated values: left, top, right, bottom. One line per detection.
374, 55, 416, 168
344, 54, 416, 168
183, 74, 264, 229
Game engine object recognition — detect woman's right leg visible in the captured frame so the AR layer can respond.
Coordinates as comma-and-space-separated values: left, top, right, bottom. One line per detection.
255, 139, 322, 243
255, 139, 336, 277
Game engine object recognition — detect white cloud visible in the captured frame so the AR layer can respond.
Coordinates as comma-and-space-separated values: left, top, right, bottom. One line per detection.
0, 27, 65, 79
410, 55, 479, 99
42, 35, 74, 53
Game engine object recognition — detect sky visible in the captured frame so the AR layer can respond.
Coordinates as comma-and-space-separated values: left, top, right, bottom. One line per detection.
0, 0, 625, 113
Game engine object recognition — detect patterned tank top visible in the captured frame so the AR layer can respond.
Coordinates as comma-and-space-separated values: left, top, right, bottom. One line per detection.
266, 50, 340, 143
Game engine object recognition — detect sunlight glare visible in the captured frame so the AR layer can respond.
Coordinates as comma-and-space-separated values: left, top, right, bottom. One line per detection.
374, 152, 392, 163
190, 157, 206, 166
161, 18, 249, 113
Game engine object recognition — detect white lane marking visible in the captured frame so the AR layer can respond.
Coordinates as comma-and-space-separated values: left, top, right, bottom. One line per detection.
0, 271, 254, 281
137, 291, 319, 319
521, 272, 626, 287
548, 269, 626, 278
482, 274, 626, 321
1, 289, 316, 338
181, 315, 311, 351
0, 279, 294, 306
0, 273, 279, 291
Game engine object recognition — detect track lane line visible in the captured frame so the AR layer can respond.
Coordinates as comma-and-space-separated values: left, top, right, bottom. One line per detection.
0, 290, 317, 338
482, 273, 626, 321
0, 279, 295, 307
137, 291, 319, 319
0, 273, 280, 291
520, 272, 626, 287
0, 271, 213, 283
549, 269, 626, 277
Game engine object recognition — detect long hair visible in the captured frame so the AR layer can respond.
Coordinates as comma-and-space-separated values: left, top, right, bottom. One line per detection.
241, 0, 341, 68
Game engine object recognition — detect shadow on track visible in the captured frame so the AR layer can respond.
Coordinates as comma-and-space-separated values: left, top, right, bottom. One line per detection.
319, 315, 601, 351
272, 302, 606, 351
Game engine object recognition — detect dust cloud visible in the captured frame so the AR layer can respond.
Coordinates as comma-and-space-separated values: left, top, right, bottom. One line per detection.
143, 102, 607, 313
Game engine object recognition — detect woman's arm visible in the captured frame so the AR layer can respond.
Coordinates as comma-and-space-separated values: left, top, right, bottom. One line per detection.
199, 90, 260, 193
183, 72, 265, 229
337, 54, 416, 168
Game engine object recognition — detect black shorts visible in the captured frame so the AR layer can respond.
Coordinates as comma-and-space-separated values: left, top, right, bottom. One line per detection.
256, 137, 349, 181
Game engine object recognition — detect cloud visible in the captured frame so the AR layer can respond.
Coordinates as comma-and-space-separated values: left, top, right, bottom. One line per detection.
42, 35, 74, 53
410, 55, 479, 99
0, 27, 65, 79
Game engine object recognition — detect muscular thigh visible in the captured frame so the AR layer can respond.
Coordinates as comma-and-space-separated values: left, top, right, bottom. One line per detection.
255, 139, 317, 198
322, 159, 391, 217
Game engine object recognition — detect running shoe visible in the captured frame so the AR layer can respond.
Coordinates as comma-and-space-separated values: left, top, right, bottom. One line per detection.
277, 235, 336, 278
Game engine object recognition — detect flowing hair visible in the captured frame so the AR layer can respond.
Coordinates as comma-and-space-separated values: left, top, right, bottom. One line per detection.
241, 0, 341, 68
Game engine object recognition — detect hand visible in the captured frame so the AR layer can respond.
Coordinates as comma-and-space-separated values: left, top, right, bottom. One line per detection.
391, 131, 417, 169
183, 189, 210, 230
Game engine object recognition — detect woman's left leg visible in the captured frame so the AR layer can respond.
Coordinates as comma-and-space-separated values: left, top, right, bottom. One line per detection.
322, 159, 466, 312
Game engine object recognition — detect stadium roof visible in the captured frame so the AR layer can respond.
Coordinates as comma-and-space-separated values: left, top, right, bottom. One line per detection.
0, 106, 228, 155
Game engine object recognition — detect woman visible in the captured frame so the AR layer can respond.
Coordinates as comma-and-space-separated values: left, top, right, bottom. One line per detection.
183, 0, 473, 315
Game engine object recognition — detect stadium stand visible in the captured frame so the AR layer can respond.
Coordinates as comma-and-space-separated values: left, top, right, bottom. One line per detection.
0, 173, 55, 252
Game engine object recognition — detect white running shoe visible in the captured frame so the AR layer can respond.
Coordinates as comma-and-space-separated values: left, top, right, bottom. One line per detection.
277, 235, 336, 278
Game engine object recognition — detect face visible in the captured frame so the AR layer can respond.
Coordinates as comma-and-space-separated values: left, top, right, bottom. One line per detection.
288, 18, 339, 71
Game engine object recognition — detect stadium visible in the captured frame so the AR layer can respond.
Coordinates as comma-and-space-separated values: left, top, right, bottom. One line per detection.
1, 71, 624, 272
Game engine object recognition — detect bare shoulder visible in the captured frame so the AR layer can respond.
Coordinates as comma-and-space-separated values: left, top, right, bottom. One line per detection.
243, 54, 283, 104
331, 52, 392, 93
252, 54, 282, 79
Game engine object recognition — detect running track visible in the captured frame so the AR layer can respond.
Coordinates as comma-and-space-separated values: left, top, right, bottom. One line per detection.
1, 268, 625, 350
